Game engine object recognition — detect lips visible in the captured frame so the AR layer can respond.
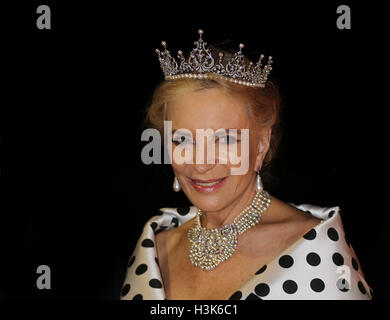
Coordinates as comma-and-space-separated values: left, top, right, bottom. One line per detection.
188, 176, 228, 193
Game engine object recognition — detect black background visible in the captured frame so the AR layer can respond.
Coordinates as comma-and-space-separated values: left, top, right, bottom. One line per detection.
1, 1, 389, 300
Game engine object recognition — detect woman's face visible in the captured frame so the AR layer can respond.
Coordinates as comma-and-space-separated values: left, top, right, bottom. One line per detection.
167, 87, 270, 212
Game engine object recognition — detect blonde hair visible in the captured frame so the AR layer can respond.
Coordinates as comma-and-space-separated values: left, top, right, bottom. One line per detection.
144, 76, 283, 186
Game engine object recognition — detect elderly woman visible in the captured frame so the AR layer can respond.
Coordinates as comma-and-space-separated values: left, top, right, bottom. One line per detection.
120, 30, 372, 300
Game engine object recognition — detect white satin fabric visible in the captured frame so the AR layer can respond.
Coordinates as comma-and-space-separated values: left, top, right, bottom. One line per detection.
121, 203, 373, 300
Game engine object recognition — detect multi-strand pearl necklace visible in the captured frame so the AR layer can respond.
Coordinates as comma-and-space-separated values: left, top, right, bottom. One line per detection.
187, 190, 271, 271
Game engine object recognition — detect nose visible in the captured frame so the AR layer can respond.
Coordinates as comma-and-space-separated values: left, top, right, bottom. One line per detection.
192, 137, 217, 174
193, 162, 216, 174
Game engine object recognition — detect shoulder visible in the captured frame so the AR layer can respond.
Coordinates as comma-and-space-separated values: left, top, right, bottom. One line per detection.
288, 203, 373, 299
157, 206, 197, 226
154, 206, 197, 252
140, 206, 197, 235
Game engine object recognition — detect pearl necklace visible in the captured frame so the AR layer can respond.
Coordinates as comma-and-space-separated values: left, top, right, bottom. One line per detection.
187, 190, 271, 270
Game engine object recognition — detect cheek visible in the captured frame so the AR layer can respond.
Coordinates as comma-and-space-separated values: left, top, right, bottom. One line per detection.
171, 163, 193, 182
223, 172, 253, 196
172, 162, 185, 175
249, 132, 260, 163
172, 144, 194, 165
249, 142, 258, 163
221, 136, 255, 170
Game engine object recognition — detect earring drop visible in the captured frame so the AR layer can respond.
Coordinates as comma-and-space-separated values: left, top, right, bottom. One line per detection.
256, 171, 263, 192
173, 176, 181, 192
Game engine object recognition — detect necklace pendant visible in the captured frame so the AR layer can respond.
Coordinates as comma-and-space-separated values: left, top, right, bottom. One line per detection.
188, 224, 238, 270
187, 190, 271, 271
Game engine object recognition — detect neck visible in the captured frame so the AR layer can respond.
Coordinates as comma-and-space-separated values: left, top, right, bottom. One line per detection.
199, 178, 258, 229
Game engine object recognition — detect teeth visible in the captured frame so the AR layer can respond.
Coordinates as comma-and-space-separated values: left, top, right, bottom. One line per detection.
194, 178, 224, 187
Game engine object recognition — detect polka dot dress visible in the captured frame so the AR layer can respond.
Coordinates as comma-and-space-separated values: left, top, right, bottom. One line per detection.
120, 204, 373, 300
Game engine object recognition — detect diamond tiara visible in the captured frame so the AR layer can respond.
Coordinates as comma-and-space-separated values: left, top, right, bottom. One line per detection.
155, 29, 273, 88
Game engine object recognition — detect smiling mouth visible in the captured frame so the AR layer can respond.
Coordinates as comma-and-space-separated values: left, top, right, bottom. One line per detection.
188, 176, 228, 192
191, 177, 227, 186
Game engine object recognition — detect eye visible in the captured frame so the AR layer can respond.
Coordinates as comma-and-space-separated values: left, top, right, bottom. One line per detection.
172, 135, 193, 145
217, 135, 238, 144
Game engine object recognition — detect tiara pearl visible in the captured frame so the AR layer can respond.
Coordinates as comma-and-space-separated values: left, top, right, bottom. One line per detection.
155, 29, 273, 88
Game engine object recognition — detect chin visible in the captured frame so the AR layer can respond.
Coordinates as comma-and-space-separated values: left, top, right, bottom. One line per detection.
189, 194, 227, 213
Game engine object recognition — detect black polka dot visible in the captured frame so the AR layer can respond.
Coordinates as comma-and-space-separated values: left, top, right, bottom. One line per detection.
282, 280, 298, 294
327, 227, 339, 241
121, 284, 130, 296
328, 210, 335, 218
279, 255, 294, 268
336, 278, 350, 292
255, 265, 267, 275
127, 256, 135, 268
135, 264, 148, 275
229, 291, 242, 300
150, 222, 158, 230
358, 281, 367, 294
155, 257, 160, 267
303, 228, 317, 240
352, 257, 359, 271
171, 217, 179, 227
149, 278, 163, 288
245, 293, 262, 300
305, 210, 312, 215
254, 283, 270, 297
177, 207, 190, 215
332, 252, 344, 266
141, 239, 155, 248
132, 294, 143, 300
310, 278, 325, 292
306, 252, 321, 266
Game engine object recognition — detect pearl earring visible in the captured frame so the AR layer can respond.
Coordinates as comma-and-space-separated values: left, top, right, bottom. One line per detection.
256, 171, 263, 192
173, 176, 181, 192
